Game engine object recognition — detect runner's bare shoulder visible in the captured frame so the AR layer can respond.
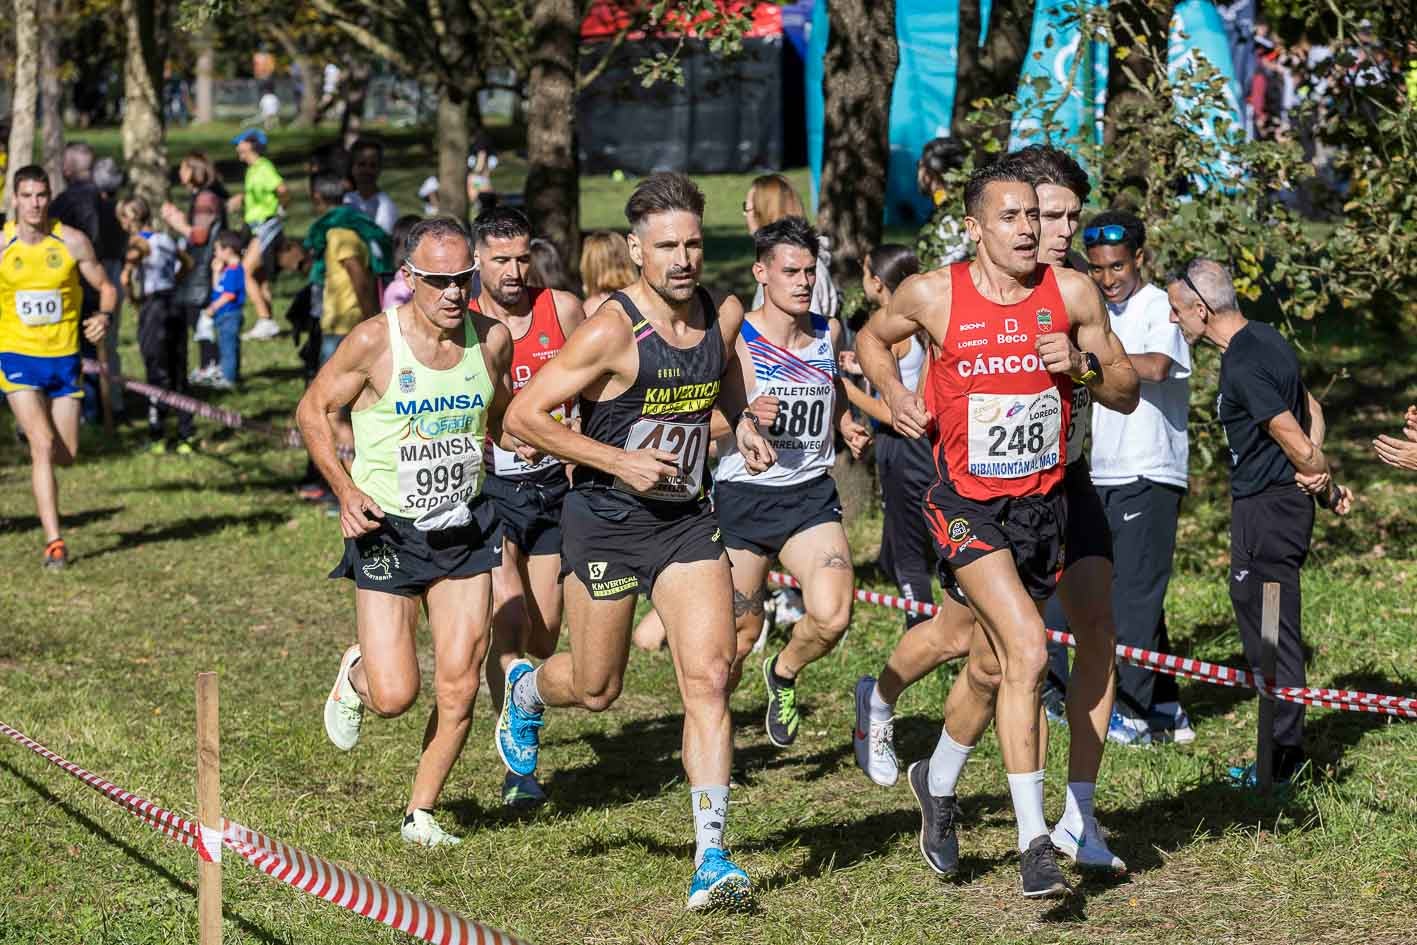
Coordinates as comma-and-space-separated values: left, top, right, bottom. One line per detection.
471, 311, 514, 374
892, 269, 951, 340
339, 311, 395, 370
57, 223, 98, 262
1052, 266, 1104, 325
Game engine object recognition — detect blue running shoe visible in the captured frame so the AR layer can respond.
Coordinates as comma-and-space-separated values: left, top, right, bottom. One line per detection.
496, 659, 543, 776
502, 770, 548, 809
686, 849, 753, 912
1106, 709, 1152, 747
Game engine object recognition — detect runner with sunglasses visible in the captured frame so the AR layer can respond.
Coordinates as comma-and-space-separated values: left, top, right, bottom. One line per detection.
501, 172, 777, 911
299, 217, 530, 847
856, 153, 1138, 898
465, 206, 586, 809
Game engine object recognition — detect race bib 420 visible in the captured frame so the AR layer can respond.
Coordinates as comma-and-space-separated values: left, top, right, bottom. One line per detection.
967, 389, 1062, 479
615, 417, 707, 501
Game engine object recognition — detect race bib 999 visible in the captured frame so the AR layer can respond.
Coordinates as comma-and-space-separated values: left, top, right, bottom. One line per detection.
397, 434, 483, 513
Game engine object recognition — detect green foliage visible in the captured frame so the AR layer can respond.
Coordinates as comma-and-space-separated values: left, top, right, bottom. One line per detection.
631, 0, 754, 87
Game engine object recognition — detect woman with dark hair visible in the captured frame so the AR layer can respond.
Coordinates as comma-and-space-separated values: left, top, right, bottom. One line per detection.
380, 214, 423, 309
161, 151, 231, 384
525, 238, 576, 294
915, 137, 971, 271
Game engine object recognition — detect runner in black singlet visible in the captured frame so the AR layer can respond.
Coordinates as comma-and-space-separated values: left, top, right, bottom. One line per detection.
497, 173, 776, 911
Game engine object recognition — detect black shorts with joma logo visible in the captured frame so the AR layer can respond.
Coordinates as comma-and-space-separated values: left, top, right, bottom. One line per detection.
328, 497, 502, 596
559, 487, 723, 600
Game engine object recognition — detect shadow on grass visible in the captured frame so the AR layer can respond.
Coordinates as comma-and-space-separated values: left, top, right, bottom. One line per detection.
0, 505, 124, 536
1306, 668, 1417, 774
0, 760, 293, 945
81, 510, 290, 561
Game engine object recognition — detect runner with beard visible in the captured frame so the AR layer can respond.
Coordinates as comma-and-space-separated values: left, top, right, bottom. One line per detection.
500, 172, 776, 910
467, 206, 586, 808
855, 156, 1137, 898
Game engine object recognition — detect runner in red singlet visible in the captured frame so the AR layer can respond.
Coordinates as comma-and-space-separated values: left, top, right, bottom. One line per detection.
856, 157, 1137, 899
468, 206, 585, 808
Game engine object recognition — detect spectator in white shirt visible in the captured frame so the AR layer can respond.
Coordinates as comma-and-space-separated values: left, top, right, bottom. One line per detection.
1084, 209, 1196, 745
343, 138, 399, 234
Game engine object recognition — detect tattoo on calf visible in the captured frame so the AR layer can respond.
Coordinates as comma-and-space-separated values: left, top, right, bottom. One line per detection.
733, 586, 768, 617
821, 550, 852, 570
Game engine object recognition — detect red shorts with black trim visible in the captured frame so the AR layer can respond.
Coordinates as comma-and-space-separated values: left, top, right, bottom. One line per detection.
922, 480, 1068, 602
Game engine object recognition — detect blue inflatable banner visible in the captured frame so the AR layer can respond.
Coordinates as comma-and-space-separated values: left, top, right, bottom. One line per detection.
805, 0, 827, 212
1008, 0, 1108, 155
885, 0, 959, 224
1168, 0, 1245, 190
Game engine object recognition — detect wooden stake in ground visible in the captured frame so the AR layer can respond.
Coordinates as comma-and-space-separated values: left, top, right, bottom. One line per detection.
1257, 582, 1281, 794
196, 672, 222, 945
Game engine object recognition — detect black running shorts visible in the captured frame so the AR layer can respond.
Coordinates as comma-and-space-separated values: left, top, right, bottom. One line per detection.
715, 473, 843, 557
1062, 459, 1113, 568
482, 467, 570, 558
329, 496, 502, 596
923, 481, 1067, 602
560, 488, 724, 600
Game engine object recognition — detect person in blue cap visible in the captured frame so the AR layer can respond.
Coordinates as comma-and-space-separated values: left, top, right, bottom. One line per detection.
228, 128, 289, 341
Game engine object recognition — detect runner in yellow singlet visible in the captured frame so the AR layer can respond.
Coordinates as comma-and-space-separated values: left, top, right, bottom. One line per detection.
296, 217, 534, 846
0, 165, 117, 569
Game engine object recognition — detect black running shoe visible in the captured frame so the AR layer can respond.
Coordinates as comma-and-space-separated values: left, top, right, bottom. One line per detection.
907, 761, 960, 876
1020, 834, 1071, 899
762, 655, 800, 747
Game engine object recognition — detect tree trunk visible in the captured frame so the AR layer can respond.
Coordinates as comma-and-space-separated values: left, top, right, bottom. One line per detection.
194, 32, 215, 124
525, 0, 581, 276
437, 90, 470, 222
818, 0, 898, 276
120, 0, 169, 207
339, 59, 371, 147
38, 0, 64, 195
7, 0, 40, 213
953, 0, 1033, 146
295, 54, 320, 127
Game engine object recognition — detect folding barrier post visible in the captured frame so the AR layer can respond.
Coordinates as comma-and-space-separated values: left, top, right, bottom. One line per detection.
1257, 583, 1280, 794
196, 672, 222, 945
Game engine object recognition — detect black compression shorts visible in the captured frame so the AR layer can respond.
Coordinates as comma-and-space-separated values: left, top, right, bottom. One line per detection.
328, 496, 502, 596
923, 481, 1067, 603
560, 488, 724, 600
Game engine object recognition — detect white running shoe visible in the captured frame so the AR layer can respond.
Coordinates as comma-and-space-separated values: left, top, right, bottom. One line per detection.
193, 313, 215, 342
852, 676, 899, 786
242, 318, 282, 340
1149, 701, 1197, 744
401, 808, 462, 847
772, 588, 806, 625
1050, 816, 1126, 872
323, 644, 365, 751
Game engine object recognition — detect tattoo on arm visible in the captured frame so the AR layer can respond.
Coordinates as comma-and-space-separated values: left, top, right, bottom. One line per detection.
733, 586, 768, 618
821, 550, 852, 571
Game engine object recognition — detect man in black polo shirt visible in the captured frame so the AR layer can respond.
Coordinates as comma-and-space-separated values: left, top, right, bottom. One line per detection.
1167, 259, 1351, 784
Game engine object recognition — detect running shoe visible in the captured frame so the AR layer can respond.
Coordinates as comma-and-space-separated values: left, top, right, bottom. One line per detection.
147, 439, 168, 456
496, 659, 543, 776
907, 760, 960, 876
323, 644, 365, 751
1148, 701, 1197, 744
400, 808, 462, 847
243, 318, 282, 341
208, 376, 235, 391
1050, 815, 1126, 872
1043, 686, 1068, 726
1020, 835, 1071, 898
771, 587, 806, 625
686, 848, 753, 911
762, 655, 800, 747
174, 441, 195, 456
42, 538, 67, 571
1106, 709, 1152, 747
501, 771, 548, 809
297, 482, 328, 501
853, 675, 898, 786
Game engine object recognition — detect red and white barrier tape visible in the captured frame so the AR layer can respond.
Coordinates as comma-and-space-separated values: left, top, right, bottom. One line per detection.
81, 359, 353, 461
1, 720, 527, 944
767, 572, 1417, 720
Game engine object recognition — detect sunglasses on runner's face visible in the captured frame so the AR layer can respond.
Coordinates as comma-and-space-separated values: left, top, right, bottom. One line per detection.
406, 264, 476, 292
1082, 224, 1129, 247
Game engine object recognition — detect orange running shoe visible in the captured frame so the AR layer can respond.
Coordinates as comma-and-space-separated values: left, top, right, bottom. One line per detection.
43, 538, 67, 570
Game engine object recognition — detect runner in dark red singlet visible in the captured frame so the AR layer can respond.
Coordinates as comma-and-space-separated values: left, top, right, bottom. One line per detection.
856, 157, 1137, 898
466, 206, 585, 809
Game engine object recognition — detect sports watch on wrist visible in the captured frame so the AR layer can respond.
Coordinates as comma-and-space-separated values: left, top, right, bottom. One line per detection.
1073, 351, 1101, 386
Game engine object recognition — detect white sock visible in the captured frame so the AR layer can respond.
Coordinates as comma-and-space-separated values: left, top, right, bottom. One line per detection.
926, 725, 973, 796
511, 667, 544, 714
868, 682, 893, 723
1057, 781, 1095, 835
1007, 770, 1048, 852
690, 785, 729, 867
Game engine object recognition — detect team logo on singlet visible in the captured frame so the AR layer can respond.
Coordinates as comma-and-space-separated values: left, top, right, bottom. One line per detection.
398, 368, 416, 393
1036, 309, 1053, 331
45, 249, 62, 270
11, 257, 22, 271
538, 333, 550, 346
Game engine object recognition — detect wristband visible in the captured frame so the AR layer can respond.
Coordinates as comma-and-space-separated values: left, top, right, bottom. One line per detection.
739, 408, 761, 429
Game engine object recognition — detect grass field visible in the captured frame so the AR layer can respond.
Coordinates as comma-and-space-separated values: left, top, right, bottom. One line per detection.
3, 123, 1417, 944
